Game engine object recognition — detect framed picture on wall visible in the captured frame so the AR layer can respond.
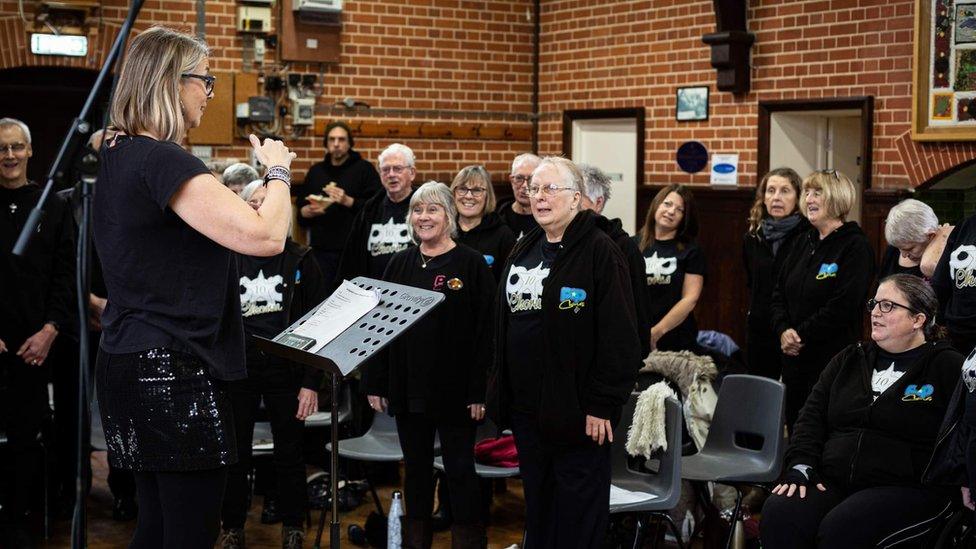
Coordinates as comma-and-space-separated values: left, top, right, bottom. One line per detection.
676, 86, 709, 121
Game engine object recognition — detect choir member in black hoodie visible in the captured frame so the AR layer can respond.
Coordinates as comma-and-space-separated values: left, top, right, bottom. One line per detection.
743, 168, 809, 380
365, 182, 494, 548
761, 275, 959, 549
0, 117, 75, 544
635, 184, 705, 353
298, 121, 382, 282
492, 157, 640, 549
578, 163, 651, 359
880, 198, 949, 279
334, 142, 416, 288
932, 210, 976, 355
450, 164, 516, 282
220, 181, 327, 548
771, 170, 875, 429
497, 153, 541, 239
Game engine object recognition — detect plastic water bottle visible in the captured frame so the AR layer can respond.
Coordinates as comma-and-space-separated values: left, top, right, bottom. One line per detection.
388, 491, 404, 548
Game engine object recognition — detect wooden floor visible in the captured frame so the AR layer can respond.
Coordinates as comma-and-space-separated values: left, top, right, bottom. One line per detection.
36, 451, 527, 548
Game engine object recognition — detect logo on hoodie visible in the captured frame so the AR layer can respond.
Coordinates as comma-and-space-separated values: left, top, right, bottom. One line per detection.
484, 255, 495, 266
815, 263, 838, 280
902, 384, 934, 402
240, 270, 284, 317
644, 252, 677, 285
558, 286, 587, 314
950, 244, 976, 289
963, 347, 976, 393
368, 217, 411, 257
507, 262, 549, 313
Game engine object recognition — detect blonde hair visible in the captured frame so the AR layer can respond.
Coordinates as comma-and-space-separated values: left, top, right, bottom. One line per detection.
450, 165, 496, 214
800, 170, 856, 221
110, 26, 210, 143
748, 167, 802, 234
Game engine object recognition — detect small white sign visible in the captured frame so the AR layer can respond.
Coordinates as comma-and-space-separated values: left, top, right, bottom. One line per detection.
710, 153, 739, 185
30, 34, 88, 57
306, 38, 319, 49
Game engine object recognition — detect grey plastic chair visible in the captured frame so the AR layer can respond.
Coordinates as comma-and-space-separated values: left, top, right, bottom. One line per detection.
432, 418, 520, 478
610, 395, 684, 549
304, 383, 353, 428
681, 374, 786, 549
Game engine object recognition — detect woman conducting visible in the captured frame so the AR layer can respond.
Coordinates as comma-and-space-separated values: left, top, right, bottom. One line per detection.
93, 27, 295, 548
364, 182, 495, 548
770, 170, 875, 429
492, 157, 640, 548
761, 274, 960, 548
743, 167, 809, 379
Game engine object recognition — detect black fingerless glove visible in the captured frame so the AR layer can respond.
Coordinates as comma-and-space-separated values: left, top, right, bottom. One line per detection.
781, 466, 821, 487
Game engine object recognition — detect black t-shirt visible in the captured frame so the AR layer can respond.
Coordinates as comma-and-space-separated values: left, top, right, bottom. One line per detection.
93, 135, 245, 380
238, 254, 288, 340
638, 237, 706, 352
366, 195, 411, 279
505, 237, 560, 412
499, 202, 538, 240
298, 151, 382, 252
879, 245, 924, 279
872, 345, 928, 401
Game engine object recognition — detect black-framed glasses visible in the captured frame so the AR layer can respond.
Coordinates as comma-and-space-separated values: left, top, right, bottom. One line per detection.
0, 143, 28, 155
866, 298, 918, 315
181, 73, 216, 95
454, 186, 486, 198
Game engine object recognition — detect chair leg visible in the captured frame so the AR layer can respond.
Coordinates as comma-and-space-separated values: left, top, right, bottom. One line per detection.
725, 485, 743, 549
362, 467, 385, 516
631, 516, 644, 549
658, 512, 686, 549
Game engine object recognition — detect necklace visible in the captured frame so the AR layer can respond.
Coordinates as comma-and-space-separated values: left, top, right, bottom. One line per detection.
420, 252, 433, 269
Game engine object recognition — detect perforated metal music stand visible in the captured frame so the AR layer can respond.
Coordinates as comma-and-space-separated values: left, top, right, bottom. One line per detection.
255, 277, 444, 549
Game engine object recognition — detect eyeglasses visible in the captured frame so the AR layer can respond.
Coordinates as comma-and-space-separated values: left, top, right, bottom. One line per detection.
181, 73, 216, 95
510, 174, 532, 185
0, 143, 28, 155
866, 298, 919, 315
454, 187, 486, 198
527, 183, 576, 197
381, 165, 410, 175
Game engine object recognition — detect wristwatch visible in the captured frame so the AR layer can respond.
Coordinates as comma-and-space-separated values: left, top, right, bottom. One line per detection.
264, 166, 291, 188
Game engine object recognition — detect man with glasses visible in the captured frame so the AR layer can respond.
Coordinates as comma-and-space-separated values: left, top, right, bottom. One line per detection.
0, 117, 76, 545
497, 153, 541, 239
299, 121, 382, 283
334, 142, 416, 287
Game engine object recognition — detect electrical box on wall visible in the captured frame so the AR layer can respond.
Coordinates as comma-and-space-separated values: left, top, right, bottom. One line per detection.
237, 6, 272, 33
248, 96, 275, 123
291, 98, 315, 126
293, 0, 342, 13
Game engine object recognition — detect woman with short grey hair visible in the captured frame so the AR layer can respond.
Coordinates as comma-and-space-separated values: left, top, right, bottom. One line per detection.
882, 198, 952, 278
221, 162, 259, 195
365, 181, 495, 547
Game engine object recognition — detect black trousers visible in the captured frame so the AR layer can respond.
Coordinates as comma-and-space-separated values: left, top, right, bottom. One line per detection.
745, 321, 782, 381
221, 354, 307, 529
511, 412, 611, 549
760, 483, 954, 548
782, 366, 822, 433
395, 411, 481, 524
0, 352, 49, 519
131, 468, 227, 549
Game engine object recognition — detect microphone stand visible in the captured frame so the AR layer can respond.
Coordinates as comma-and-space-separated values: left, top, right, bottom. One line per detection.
10, 2, 145, 547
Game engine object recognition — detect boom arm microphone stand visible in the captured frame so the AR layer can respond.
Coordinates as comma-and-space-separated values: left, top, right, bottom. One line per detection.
11, 3, 144, 547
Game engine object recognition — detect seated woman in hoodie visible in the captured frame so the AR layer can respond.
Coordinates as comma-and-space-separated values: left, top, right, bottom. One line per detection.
760, 274, 961, 549
451, 164, 516, 283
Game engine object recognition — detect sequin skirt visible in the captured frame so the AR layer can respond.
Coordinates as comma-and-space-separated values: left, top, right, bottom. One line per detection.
96, 348, 237, 471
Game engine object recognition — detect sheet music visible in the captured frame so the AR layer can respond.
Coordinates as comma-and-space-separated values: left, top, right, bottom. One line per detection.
291, 279, 379, 353
609, 484, 657, 505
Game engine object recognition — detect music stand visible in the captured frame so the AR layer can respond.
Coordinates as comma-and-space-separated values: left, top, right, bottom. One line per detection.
255, 277, 444, 549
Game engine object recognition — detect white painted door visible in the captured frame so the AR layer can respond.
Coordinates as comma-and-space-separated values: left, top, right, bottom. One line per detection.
571, 118, 639, 234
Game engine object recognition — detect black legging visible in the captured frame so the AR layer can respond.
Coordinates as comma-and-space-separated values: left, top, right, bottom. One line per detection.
395, 412, 481, 525
761, 483, 954, 548
131, 468, 227, 549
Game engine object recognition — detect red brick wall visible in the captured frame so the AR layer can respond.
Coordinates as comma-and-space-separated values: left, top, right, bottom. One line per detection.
536, 0, 976, 190
0, 0, 535, 184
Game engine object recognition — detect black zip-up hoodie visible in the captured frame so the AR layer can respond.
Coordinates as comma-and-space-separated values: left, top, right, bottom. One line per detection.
333, 189, 415, 291
0, 182, 76, 347
488, 210, 641, 446
932, 214, 976, 352
770, 222, 876, 372
238, 239, 327, 390
298, 150, 382, 252
786, 340, 961, 487
456, 211, 516, 283
742, 216, 810, 332
593, 214, 651, 359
